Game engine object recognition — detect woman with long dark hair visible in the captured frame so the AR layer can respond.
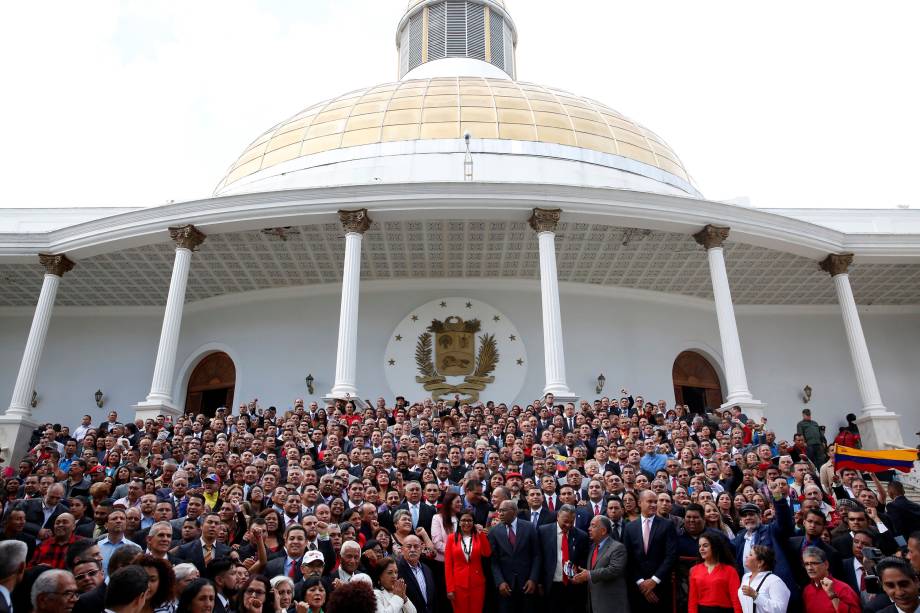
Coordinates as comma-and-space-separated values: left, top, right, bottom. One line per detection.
239, 575, 272, 613
176, 578, 216, 613
133, 554, 176, 613
443, 510, 491, 613
688, 533, 742, 613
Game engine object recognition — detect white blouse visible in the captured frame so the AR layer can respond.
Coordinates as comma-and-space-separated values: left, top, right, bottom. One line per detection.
738, 571, 791, 613
375, 588, 418, 613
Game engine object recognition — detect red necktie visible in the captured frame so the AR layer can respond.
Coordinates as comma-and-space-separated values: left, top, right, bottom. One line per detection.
507, 524, 516, 548
548, 497, 555, 512
860, 569, 866, 592
288, 559, 296, 578
591, 545, 598, 569
561, 530, 570, 584
594, 503, 600, 516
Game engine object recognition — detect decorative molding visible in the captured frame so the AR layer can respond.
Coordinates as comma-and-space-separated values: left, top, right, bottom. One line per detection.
338, 209, 371, 235
693, 224, 730, 250
37, 253, 75, 277
528, 208, 562, 234
168, 225, 206, 251
819, 253, 854, 277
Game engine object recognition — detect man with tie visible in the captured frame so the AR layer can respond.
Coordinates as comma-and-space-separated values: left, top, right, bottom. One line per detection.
622, 490, 677, 612
542, 476, 560, 513
576, 479, 607, 531
265, 525, 309, 581
399, 481, 435, 537
282, 493, 302, 529
0, 541, 27, 613
605, 498, 625, 542
175, 512, 230, 575
521, 488, 555, 527
572, 515, 629, 613
488, 500, 541, 613
539, 504, 589, 613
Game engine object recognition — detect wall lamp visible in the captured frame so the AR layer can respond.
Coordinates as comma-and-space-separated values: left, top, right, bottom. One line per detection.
595, 374, 606, 395
95, 389, 104, 408
305, 374, 315, 395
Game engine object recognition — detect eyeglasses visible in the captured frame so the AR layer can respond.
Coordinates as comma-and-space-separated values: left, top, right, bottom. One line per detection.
74, 569, 101, 581
245, 588, 267, 597
52, 590, 80, 599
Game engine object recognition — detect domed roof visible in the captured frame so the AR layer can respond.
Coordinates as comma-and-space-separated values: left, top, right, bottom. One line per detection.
408, 0, 504, 8
215, 76, 690, 194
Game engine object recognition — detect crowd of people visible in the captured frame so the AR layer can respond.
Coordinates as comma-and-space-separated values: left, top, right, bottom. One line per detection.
0, 391, 919, 613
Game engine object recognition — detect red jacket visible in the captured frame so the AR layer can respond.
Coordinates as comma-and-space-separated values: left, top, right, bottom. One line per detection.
444, 531, 491, 593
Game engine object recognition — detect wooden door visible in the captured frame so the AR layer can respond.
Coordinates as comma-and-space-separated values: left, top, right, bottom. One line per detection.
184, 352, 236, 416
672, 351, 723, 411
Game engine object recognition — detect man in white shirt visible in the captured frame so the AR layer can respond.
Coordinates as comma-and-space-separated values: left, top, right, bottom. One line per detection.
73, 415, 93, 443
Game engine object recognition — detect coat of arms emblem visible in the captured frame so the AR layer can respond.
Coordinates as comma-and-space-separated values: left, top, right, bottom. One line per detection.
415, 316, 499, 401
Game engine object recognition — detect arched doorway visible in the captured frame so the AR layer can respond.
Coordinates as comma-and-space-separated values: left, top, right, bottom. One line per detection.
672, 351, 723, 415
184, 352, 236, 418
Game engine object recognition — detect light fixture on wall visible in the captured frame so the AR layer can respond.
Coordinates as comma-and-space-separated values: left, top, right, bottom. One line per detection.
94, 389, 104, 408
802, 385, 813, 404
30, 390, 38, 408
595, 374, 606, 395
305, 374, 315, 395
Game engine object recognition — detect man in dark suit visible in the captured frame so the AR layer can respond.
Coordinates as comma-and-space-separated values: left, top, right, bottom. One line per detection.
72, 545, 141, 613
788, 509, 843, 586
840, 530, 876, 603
538, 504, 589, 613
0, 540, 27, 613
575, 479, 607, 531
207, 557, 242, 613
623, 490, 677, 612
832, 508, 899, 557
22, 483, 68, 540
398, 481, 435, 537
886, 481, 920, 538
521, 487, 556, 527
488, 500, 541, 613
174, 512, 231, 575
397, 535, 435, 613
264, 525, 309, 582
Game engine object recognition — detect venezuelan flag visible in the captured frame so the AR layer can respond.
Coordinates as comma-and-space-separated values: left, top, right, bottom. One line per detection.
834, 445, 918, 473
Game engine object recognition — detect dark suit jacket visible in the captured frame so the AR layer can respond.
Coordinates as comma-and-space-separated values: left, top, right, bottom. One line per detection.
487, 519, 541, 592
622, 515, 677, 587
520, 508, 556, 527
265, 552, 305, 582
397, 557, 435, 613
886, 495, 920, 537
576, 501, 607, 531
832, 530, 898, 558
397, 502, 436, 536
72, 581, 106, 613
537, 522, 589, 590
175, 539, 232, 575
21, 498, 68, 538
839, 556, 862, 598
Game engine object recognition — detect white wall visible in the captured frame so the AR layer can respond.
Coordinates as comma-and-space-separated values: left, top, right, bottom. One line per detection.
1, 285, 917, 445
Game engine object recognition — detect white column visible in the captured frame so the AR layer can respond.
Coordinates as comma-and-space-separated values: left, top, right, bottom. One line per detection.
327, 209, 370, 406
135, 225, 205, 420
0, 254, 73, 462
821, 253, 903, 447
7, 254, 74, 417
694, 225, 764, 418
530, 208, 577, 402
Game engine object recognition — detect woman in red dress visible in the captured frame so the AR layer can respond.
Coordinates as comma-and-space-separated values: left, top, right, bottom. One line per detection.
444, 510, 491, 613
689, 532, 743, 613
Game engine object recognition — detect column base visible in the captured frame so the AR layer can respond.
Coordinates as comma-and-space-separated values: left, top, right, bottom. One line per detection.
855, 411, 905, 449
322, 393, 368, 410
544, 387, 580, 405
0, 414, 41, 465
133, 401, 184, 424
720, 400, 767, 422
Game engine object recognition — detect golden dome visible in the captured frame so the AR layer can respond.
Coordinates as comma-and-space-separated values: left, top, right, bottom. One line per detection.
216, 77, 690, 193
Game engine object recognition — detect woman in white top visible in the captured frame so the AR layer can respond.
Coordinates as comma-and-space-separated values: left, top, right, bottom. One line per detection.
738, 544, 791, 613
374, 557, 417, 613
430, 492, 462, 562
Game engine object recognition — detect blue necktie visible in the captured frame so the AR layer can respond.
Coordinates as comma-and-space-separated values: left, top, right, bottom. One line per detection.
411, 504, 419, 529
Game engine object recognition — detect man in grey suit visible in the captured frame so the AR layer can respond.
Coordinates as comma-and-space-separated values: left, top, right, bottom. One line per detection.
572, 515, 629, 613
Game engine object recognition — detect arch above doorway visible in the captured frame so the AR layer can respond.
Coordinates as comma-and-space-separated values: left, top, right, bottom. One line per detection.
185, 352, 236, 417
672, 350, 724, 414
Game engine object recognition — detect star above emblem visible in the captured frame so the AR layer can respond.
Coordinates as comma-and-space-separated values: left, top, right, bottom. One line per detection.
509, 334, 516, 341
388, 359, 396, 366
465, 301, 472, 308
410, 315, 418, 321
516, 358, 524, 365
439, 301, 447, 307
395, 335, 402, 341
493, 315, 501, 321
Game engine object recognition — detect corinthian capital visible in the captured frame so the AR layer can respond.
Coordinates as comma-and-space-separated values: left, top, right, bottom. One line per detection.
38, 253, 75, 277
168, 225, 207, 251
528, 208, 562, 233
819, 253, 854, 277
338, 209, 371, 234
693, 224, 730, 250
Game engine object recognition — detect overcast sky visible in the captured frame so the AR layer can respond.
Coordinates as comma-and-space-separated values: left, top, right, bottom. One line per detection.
1, 0, 918, 209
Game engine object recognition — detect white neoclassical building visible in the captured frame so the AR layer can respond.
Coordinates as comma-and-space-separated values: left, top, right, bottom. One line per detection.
1, 0, 919, 461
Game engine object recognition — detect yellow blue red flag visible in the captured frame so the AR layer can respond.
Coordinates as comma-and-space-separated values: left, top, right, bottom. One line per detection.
834, 445, 917, 473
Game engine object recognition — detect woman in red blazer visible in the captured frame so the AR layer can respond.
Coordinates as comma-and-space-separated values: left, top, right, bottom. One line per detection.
444, 510, 492, 613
